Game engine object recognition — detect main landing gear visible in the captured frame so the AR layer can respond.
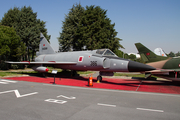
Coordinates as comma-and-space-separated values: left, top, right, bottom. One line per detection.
42, 72, 47, 78
71, 70, 80, 77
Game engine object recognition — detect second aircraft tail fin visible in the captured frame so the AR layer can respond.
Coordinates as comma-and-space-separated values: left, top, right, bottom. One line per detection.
135, 43, 168, 63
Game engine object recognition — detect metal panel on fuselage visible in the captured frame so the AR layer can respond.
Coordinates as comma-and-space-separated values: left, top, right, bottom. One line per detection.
40, 52, 104, 71
100, 59, 129, 72
35, 55, 46, 62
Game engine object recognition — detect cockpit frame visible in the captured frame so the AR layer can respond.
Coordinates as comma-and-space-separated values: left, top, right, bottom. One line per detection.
96, 49, 117, 57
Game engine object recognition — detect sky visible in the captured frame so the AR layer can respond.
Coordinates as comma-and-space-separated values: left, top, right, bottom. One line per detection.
0, 0, 180, 54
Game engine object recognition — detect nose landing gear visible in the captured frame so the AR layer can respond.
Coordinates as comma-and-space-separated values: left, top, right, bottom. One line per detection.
97, 75, 102, 82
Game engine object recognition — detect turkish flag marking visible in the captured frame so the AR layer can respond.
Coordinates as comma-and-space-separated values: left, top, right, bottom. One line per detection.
146, 53, 150, 56
78, 56, 83, 62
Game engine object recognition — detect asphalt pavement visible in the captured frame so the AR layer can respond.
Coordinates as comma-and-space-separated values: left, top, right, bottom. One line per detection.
0, 79, 180, 120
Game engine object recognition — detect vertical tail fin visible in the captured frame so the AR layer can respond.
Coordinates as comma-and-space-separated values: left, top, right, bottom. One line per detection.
38, 33, 55, 55
154, 48, 167, 57
135, 43, 168, 63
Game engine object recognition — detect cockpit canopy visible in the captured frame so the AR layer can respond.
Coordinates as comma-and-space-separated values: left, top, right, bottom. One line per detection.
96, 49, 117, 57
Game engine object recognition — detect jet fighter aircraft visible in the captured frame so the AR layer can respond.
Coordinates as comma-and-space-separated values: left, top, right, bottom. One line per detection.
135, 43, 180, 81
6, 33, 155, 82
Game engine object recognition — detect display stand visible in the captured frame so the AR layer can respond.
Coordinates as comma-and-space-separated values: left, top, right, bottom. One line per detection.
52, 70, 57, 84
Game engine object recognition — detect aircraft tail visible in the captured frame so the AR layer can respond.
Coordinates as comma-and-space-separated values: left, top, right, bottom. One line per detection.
37, 33, 55, 55
154, 48, 167, 57
135, 43, 168, 63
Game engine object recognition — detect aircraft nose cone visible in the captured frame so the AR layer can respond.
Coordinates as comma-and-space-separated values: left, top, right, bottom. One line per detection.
128, 61, 155, 72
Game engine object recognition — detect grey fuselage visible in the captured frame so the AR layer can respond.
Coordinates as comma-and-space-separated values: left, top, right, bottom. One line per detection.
35, 49, 155, 72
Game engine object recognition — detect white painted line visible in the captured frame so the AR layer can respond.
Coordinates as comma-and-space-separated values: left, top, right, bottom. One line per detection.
1, 79, 17, 83
57, 95, 76, 99
97, 103, 116, 107
0, 89, 38, 98
16, 91, 38, 98
136, 108, 164, 112
0, 80, 17, 84
45, 99, 67, 104
136, 80, 142, 91
43, 84, 180, 97
0, 81, 9, 84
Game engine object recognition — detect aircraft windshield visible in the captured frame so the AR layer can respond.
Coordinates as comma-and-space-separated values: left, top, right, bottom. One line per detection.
104, 50, 115, 56
96, 49, 106, 55
96, 49, 116, 56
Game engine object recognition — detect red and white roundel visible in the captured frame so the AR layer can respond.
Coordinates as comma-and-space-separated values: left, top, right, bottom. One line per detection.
78, 56, 84, 62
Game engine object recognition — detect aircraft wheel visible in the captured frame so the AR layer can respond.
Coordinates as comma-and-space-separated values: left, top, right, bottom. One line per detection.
97, 75, 102, 82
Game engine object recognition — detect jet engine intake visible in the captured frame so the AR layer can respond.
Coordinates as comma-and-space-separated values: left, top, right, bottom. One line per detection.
103, 58, 110, 69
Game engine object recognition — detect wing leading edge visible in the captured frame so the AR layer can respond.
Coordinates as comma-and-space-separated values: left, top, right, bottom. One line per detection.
5, 61, 77, 65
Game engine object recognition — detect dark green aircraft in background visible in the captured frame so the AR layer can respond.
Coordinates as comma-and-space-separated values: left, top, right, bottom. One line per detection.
135, 43, 180, 81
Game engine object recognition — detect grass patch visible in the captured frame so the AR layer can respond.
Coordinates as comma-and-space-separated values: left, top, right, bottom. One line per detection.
0, 70, 38, 77
77, 71, 94, 75
0, 68, 94, 77
0, 72, 17, 77
114, 73, 145, 77
114, 72, 158, 78
46, 67, 63, 73
1, 68, 157, 78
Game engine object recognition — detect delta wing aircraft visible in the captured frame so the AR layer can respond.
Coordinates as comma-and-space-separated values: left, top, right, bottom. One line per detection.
6, 33, 155, 82
135, 43, 180, 81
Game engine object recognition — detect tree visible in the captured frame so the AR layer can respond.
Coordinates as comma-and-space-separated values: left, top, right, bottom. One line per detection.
30, 19, 50, 61
59, 3, 84, 51
114, 49, 124, 58
0, 26, 25, 69
124, 53, 129, 59
128, 54, 136, 61
0, 7, 20, 28
175, 52, 180, 57
168, 51, 175, 57
59, 4, 124, 53
80, 5, 122, 52
0, 26, 21, 59
1, 6, 50, 61
113, 38, 124, 56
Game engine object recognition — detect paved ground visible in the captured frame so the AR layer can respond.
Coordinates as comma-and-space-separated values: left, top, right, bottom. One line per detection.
0, 79, 180, 120
3, 75, 180, 94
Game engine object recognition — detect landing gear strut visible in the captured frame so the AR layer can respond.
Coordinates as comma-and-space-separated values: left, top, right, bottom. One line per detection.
97, 75, 102, 82
42, 72, 47, 78
71, 70, 79, 77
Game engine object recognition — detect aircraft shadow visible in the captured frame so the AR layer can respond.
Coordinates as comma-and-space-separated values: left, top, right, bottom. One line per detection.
130, 77, 180, 87
17, 72, 180, 87
17, 72, 140, 87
